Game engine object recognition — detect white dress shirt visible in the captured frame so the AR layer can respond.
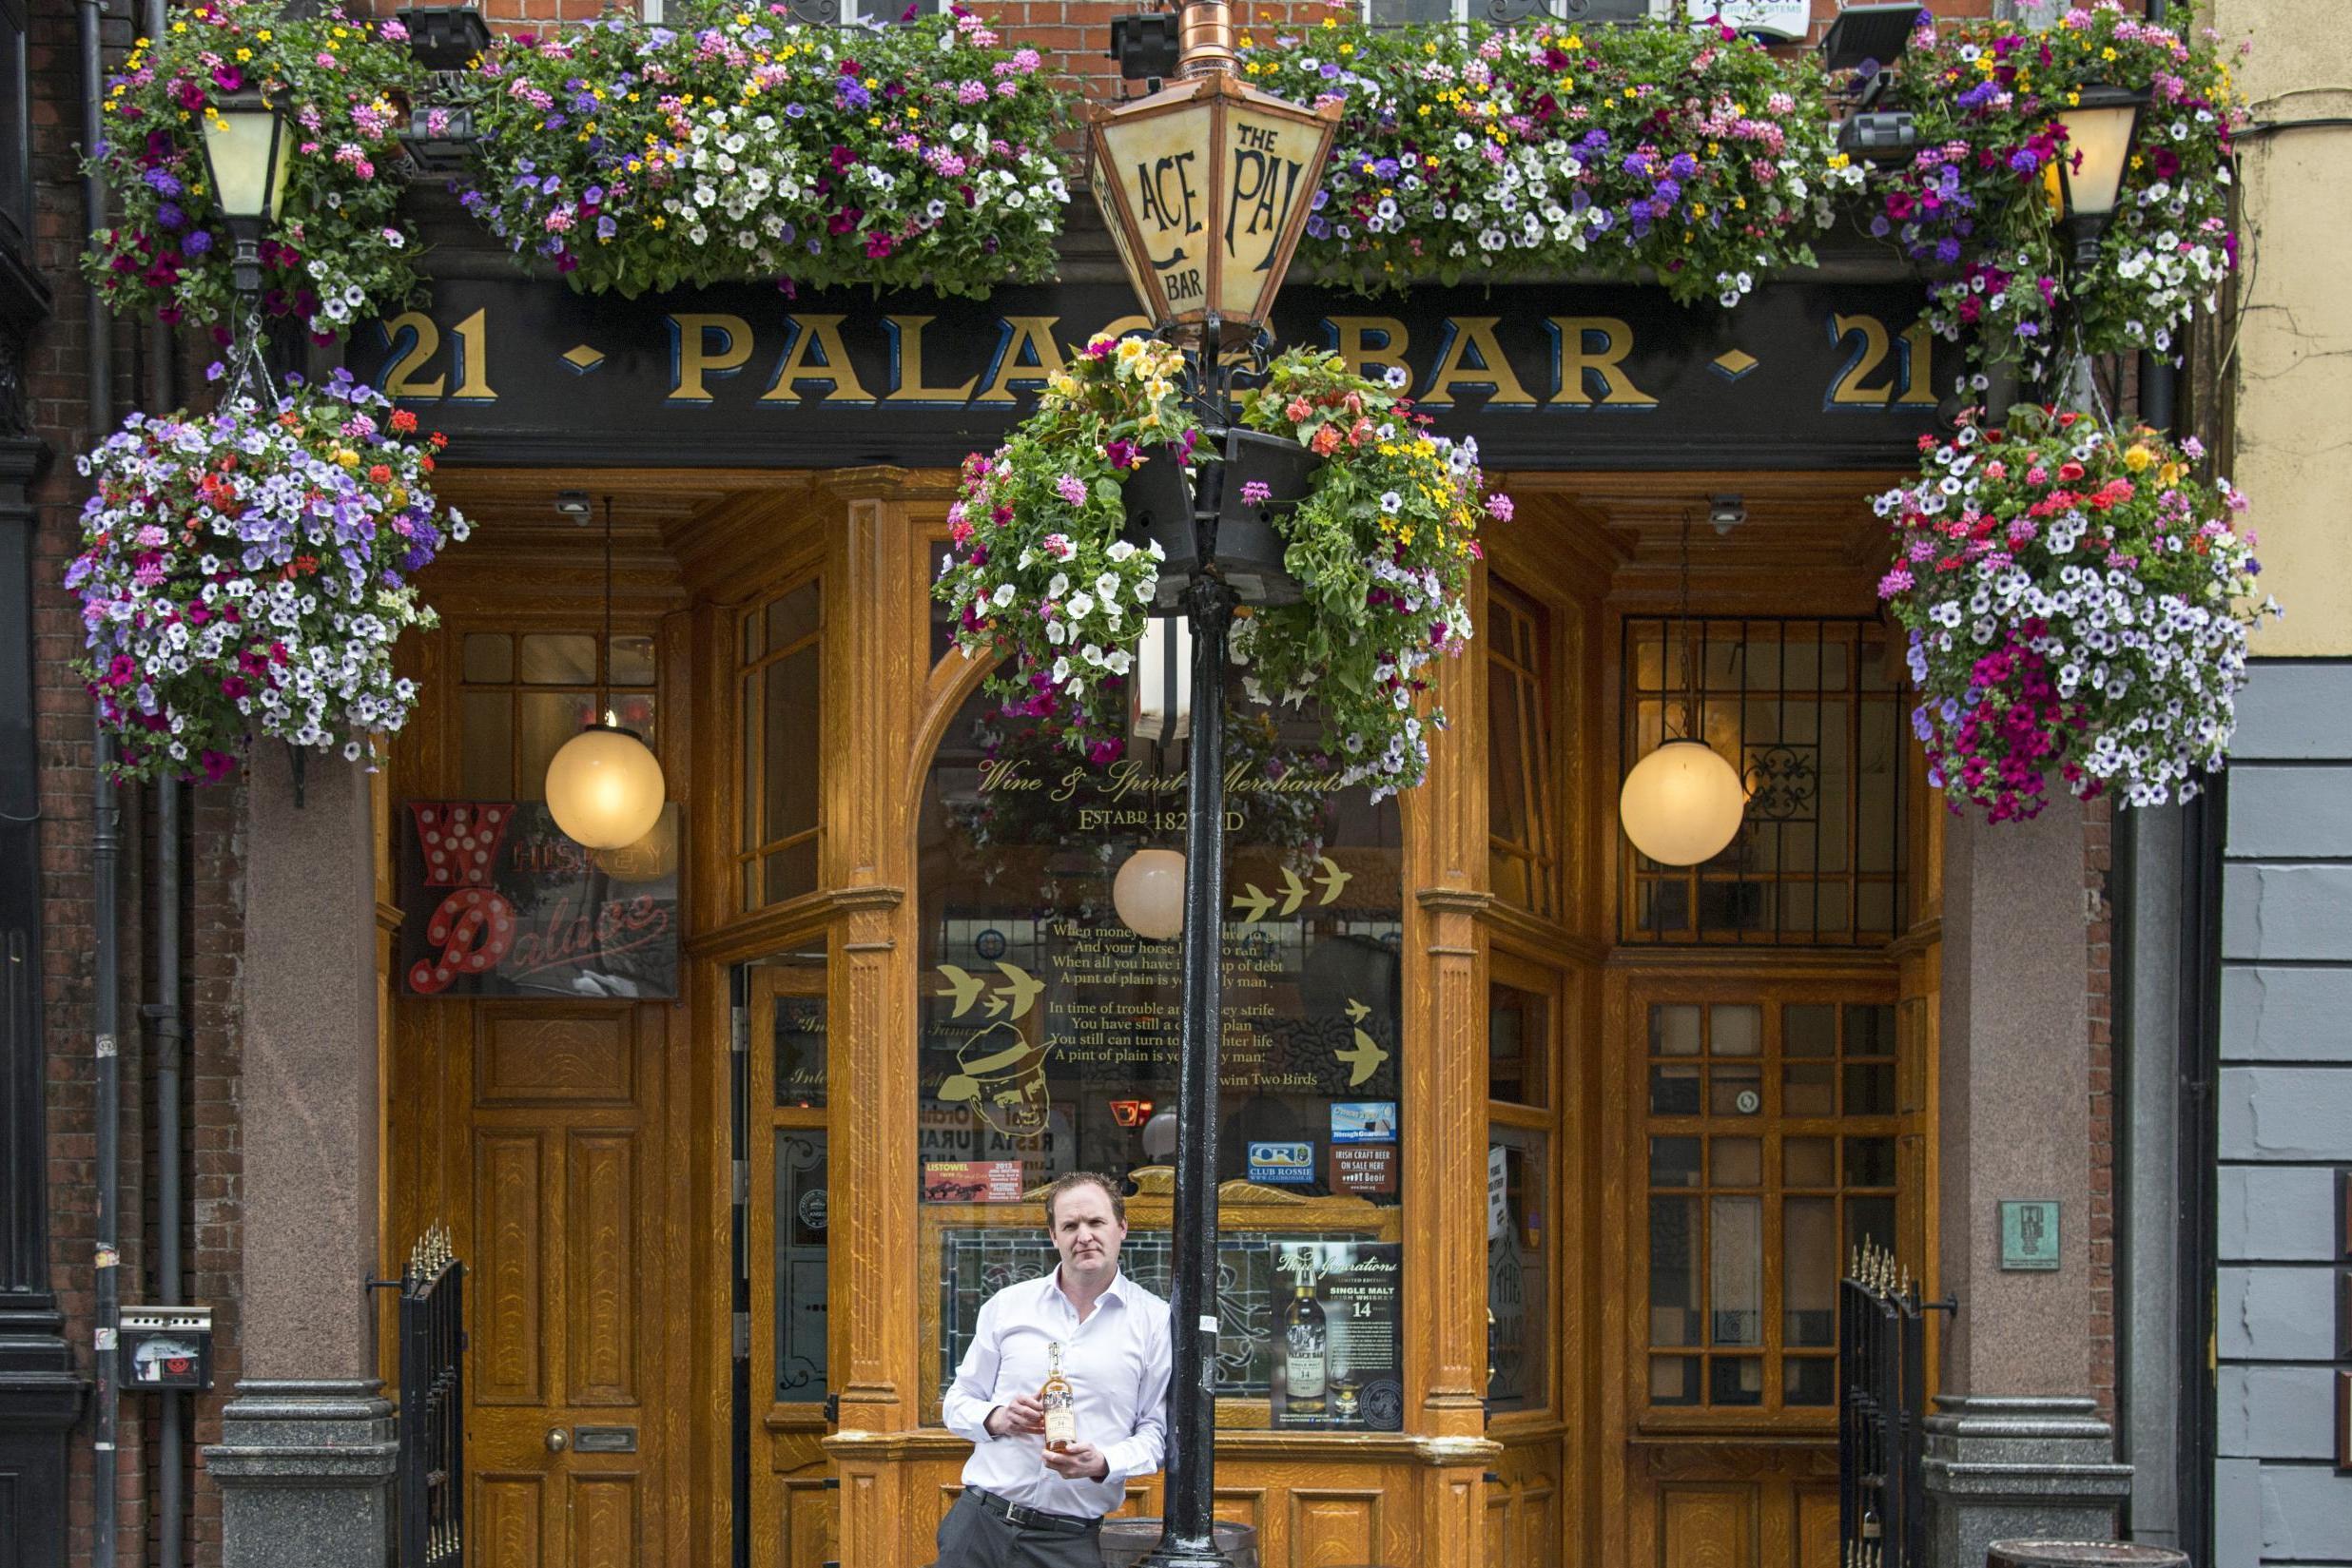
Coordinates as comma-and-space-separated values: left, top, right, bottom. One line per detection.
942, 1268, 1171, 1517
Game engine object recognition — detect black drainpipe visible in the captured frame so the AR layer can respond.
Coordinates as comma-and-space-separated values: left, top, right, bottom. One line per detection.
2129, 5, 2213, 1561
76, 3, 120, 1566
147, 779, 183, 1568
140, 0, 185, 1555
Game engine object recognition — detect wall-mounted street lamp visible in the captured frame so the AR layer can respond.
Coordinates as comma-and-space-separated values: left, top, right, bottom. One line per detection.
2048, 83, 2151, 266
196, 87, 290, 301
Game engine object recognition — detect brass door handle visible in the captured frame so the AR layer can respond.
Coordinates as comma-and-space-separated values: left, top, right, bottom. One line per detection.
546, 1427, 569, 1453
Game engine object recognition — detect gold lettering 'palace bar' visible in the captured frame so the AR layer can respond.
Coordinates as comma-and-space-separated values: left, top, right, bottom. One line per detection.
346, 278, 1944, 472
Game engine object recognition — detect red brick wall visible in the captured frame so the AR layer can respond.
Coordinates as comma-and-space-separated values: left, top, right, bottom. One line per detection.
26, 0, 250, 1564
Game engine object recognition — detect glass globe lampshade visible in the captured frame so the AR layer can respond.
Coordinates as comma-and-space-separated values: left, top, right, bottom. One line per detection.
546, 723, 666, 850
1619, 739, 1748, 867
1113, 848, 1187, 940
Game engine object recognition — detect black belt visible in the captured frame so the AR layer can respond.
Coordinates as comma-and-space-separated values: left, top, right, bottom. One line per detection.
967, 1486, 1099, 1537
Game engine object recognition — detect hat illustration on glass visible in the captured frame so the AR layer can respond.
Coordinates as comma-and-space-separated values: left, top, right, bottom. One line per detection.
937, 1022, 1053, 1137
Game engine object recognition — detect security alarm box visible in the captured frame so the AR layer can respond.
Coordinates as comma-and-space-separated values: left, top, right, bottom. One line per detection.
121, 1306, 213, 1391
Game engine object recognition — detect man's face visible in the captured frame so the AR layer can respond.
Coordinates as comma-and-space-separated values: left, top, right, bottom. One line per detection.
1049, 1181, 1127, 1287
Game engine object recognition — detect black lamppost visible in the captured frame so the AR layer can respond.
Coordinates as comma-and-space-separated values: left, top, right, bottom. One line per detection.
1086, 9, 1336, 1563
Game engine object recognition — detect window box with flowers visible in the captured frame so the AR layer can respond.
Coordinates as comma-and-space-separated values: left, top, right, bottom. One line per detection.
455, 3, 1076, 298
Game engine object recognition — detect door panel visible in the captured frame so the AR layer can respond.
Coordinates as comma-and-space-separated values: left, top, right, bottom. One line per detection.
466, 1002, 672, 1568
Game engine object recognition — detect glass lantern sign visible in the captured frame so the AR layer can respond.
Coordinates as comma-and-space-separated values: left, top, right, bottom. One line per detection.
1087, 71, 1340, 342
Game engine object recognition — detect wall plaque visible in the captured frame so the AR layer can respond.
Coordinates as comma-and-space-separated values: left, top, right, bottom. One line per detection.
1997, 1199, 2061, 1271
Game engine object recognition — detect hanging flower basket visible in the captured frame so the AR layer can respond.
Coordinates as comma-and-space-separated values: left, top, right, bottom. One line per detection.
83, 0, 429, 339
1876, 405, 2276, 823
934, 334, 1500, 799
65, 367, 466, 784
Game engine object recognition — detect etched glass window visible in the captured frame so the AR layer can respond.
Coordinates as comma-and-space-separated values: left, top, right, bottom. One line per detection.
918, 672, 1406, 1433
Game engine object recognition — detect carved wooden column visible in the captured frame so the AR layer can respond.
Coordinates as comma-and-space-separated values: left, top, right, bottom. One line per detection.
819, 478, 924, 1568
1403, 565, 1499, 1568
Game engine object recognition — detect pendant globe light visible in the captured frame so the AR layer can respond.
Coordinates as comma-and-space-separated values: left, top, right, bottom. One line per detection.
545, 496, 666, 850
1619, 516, 1747, 867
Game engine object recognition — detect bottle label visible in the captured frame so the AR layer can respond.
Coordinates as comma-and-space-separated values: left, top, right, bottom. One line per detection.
1043, 1391, 1077, 1448
1286, 1325, 1328, 1399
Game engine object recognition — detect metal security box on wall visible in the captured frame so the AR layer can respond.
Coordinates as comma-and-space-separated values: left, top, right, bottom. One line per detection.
120, 1306, 212, 1391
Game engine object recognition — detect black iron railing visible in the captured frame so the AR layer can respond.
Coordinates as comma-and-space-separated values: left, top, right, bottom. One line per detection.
1837, 1242, 1953, 1568
390, 1227, 466, 1568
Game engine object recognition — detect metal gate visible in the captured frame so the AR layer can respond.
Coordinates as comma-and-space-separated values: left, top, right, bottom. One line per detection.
1837, 1242, 1951, 1568
392, 1226, 466, 1568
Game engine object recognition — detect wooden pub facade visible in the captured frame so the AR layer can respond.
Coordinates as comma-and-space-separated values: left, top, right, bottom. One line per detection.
354, 187, 1997, 1568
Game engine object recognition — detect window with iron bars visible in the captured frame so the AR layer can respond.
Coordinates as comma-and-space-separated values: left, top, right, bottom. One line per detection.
1619, 617, 1908, 947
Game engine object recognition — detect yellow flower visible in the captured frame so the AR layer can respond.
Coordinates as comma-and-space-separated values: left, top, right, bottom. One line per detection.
2123, 444, 2154, 473
235, 47, 251, 60
651, 215, 667, 229
335, 449, 360, 470
256, 28, 271, 40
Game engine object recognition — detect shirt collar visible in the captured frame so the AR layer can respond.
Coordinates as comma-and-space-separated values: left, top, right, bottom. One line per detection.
1049, 1266, 1127, 1314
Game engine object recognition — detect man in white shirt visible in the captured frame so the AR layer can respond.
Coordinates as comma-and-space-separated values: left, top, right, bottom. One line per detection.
937, 1171, 1172, 1566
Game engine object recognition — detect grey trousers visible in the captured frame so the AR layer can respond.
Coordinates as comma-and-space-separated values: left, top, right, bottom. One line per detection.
932, 1488, 1103, 1568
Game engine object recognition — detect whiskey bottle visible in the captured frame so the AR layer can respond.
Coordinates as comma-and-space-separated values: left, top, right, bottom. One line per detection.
1040, 1340, 1078, 1453
1282, 1283, 1328, 1417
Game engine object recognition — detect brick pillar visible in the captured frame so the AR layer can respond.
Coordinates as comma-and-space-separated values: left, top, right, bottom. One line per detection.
202, 746, 395, 1568
1925, 803, 2130, 1568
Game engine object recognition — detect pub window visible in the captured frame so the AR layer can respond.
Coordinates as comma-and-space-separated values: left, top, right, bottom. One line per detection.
1643, 997, 1898, 1416
1487, 579, 1558, 921
1620, 617, 1906, 946
737, 578, 823, 908
1487, 965, 1559, 1416
458, 629, 656, 800
918, 675, 1406, 1433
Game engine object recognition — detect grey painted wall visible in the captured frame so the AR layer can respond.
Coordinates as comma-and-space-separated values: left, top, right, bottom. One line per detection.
2215, 660, 2352, 1568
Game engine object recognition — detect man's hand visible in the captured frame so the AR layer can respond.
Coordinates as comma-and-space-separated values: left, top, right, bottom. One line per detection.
984, 1395, 1046, 1439
1040, 1442, 1110, 1481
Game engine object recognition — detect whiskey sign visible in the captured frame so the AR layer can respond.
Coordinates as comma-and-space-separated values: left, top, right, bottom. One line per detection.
398, 802, 680, 998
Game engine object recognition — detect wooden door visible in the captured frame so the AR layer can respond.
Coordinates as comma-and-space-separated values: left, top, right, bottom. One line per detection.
465, 1000, 678, 1568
